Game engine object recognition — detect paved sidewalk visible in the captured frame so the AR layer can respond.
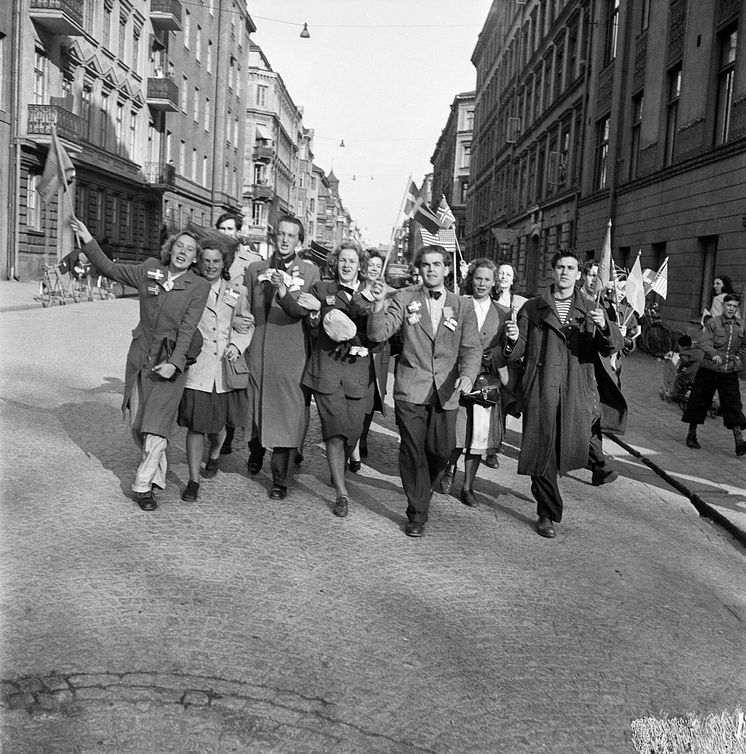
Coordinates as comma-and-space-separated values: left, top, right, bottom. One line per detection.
0, 278, 134, 312
604, 350, 746, 544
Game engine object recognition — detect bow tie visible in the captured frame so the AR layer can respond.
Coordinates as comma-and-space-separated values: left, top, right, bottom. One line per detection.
339, 285, 356, 297
428, 290, 443, 300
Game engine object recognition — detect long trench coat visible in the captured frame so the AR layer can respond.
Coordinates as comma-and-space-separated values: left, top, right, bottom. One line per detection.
243, 254, 320, 448
498, 287, 624, 477
83, 239, 210, 437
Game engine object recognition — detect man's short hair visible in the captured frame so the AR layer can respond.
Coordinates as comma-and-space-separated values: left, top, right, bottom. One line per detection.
276, 214, 305, 244
723, 293, 741, 305
550, 249, 581, 269
215, 212, 242, 231
582, 258, 599, 276
414, 245, 451, 269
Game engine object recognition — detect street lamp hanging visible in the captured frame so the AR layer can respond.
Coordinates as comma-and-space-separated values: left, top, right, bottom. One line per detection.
339, 139, 345, 147
300, 22, 310, 38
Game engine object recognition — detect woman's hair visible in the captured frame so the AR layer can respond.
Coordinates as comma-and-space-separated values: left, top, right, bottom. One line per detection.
463, 257, 497, 296
497, 262, 519, 293
715, 275, 735, 294
159, 230, 203, 267
327, 240, 368, 281
367, 249, 386, 266
200, 244, 234, 281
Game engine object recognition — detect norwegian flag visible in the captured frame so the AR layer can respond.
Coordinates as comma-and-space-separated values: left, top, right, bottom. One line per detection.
436, 195, 456, 230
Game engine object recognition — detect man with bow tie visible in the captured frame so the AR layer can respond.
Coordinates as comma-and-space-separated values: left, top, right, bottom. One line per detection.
242, 216, 320, 499
368, 245, 481, 537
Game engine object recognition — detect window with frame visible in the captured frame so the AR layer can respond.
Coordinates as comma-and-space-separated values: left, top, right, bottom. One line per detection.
33, 49, 48, 104
166, 130, 172, 162
99, 90, 110, 148
103, 3, 112, 49
182, 75, 188, 113
596, 116, 610, 189
194, 86, 199, 122
132, 25, 140, 68
195, 26, 202, 61
202, 155, 208, 186
714, 26, 737, 146
27, 174, 41, 230
465, 109, 474, 130
128, 109, 137, 158
630, 93, 643, 179
83, 0, 94, 31
184, 9, 190, 48
605, 0, 620, 64
252, 202, 265, 226
256, 85, 267, 107
462, 142, 471, 168
664, 66, 682, 166
115, 101, 124, 153
81, 83, 93, 141
192, 148, 198, 182
640, 0, 651, 33
118, 15, 127, 60
204, 97, 210, 130
179, 140, 185, 172
461, 179, 469, 204
207, 41, 213, 73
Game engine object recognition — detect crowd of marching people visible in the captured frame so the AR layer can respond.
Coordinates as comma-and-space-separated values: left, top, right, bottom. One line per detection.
69, 213, 745, 538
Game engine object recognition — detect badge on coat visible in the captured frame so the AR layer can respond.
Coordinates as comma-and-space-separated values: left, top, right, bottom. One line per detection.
407, 301, 422, 313
223, 288, 240, 308
325, 295, 336, 306
444, 317, 458, 331
407, 313, 422, 325
147, 283, 160, 296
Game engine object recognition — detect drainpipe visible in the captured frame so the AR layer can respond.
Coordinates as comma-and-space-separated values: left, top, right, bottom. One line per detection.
8, 0, 23, 279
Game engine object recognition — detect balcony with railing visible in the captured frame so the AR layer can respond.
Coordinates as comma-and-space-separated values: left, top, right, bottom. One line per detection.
252, 145, 274, 162
143, 161, 176, 187
27, 103, 81, 144
149, 0, 182, 31
251, 183, 274, 200
146, 77, 179, 112
29, 0, 84, 35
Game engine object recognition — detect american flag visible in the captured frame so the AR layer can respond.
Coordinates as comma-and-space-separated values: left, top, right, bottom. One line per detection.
420, 227, 457, 254
649, 257, 668, 299
436, 195, 456, 230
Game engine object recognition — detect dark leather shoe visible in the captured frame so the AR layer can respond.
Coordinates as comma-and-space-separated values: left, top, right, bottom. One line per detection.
591, 467, 618, 486
439, 471, 454, 495
181, 480, 199, 502
460, 489, 478, 507
247, 455, 264, 475
686, 433, 701, 449
348, 459, 362, 473
269, 485, 287, 500
484, 453, 500, 469
295, 450, 304, 465
536, 516, 556, 538
135, 490, 157, 511
405, 521, 425, 537
203, 458, 219, 478
333, 495, 349, 517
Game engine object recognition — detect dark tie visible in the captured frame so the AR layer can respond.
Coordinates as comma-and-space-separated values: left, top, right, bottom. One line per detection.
428, 290, 442, 300
339, 285, 355, 297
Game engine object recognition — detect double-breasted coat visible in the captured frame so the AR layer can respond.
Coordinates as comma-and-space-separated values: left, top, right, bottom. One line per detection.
368, 286, 482, 411
498, 287, 624, 477
243, 254, 320, 448
184, 280, 253, 393
83, 239, 210, 437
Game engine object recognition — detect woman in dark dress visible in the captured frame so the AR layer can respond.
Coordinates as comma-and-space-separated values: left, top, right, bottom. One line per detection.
280, 240, 375, 517
70, 217, 210, 511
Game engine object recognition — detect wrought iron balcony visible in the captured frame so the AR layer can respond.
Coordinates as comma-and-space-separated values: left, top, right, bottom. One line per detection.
146, 77, 179, 112
252, 183, 273, 200
143, 161, 176, 187
149, 0, 182, 31
252, 145, 274, 161
29, 0, 84, 36
27, 104, 81, 144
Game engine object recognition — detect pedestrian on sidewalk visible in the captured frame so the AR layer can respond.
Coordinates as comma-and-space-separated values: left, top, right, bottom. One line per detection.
368, 245, 481, 538
242, 216, 320, 500
683, 294, 746, 456
441, 258, 508, 508
70, 217, 210, 511
500, 251, 623, 539
579, 260, 628, 486
177, 243, 254, 502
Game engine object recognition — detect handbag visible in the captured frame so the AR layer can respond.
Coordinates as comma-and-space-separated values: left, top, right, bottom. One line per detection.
223, 355, 249, 390
461, 371, 501, 408
157, 331, 203, 379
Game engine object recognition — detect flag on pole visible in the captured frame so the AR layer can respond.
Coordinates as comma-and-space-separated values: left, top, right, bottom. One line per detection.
419, 227, 457, 253
625, 251, 646, 317
407, 195, 442, 234
597, 219, 613, 290
649, 257, 668, 299
402, 180, 419, 217
436, 195, 456, 230
38, 127, 75, 202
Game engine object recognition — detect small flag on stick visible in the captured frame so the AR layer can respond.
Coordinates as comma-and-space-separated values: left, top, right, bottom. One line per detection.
420, 227, 456, 253
625, 251, 646, 317
38, 127, 75, 202
649, 257, 668, 299
436, 195, 456, 230
407, 195, 442, 234
597, 219, 613, 291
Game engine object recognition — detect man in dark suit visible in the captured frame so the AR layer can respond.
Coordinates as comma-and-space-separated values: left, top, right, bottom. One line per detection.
368, 245, 481, 537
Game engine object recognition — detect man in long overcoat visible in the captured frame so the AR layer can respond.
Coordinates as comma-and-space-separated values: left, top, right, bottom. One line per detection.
368, 245, 481, 537
500, 251, 623, 539
243, 216, 320, 499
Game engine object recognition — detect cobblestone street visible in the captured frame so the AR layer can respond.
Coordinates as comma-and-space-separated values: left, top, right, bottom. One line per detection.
1, 293, 745, 753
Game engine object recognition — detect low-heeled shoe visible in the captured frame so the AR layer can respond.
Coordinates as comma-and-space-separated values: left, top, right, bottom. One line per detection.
405, 521, 425, 538
333, 495, 349, 517
591, 468, 618, 486
439, 471, 454, 495
536, 516, 556, 538
203, 458, 219, 478
460, 489, 478, 507
247, 455, 263, 475
135, 490, 157, 511
269, 485, 287, 500
181, 480, 200, 502
484, 453, 500, 469
348, 459, 362, 473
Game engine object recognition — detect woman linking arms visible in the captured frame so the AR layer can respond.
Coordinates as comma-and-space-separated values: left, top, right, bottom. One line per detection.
279, 240, 376, 518
70, 217, 210, 511
177, 243, 254, 502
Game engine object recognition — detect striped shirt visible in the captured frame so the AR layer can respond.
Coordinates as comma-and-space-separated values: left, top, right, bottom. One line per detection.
553, 296, 573, 324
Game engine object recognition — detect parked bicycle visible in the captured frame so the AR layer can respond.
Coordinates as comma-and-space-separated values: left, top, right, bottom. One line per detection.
637, 299, 676, 357
38, 261, 79, 307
